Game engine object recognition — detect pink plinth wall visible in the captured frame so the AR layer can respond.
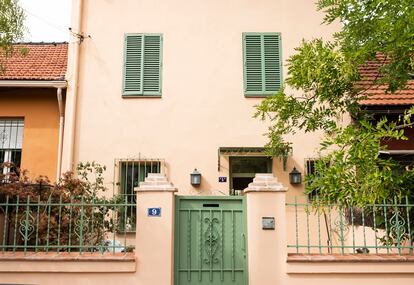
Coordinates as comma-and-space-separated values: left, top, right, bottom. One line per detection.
134, 173, 177, 285
244, 173, 288, 285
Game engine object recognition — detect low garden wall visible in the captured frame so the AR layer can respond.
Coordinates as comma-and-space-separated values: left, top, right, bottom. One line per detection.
0, 173, 413, 285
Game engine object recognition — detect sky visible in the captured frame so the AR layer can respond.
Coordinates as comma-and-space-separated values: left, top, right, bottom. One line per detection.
20, 0, 71, 42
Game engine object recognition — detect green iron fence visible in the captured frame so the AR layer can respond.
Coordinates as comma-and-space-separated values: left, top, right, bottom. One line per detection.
0, 195, 136, 254
287, 196, 414, 255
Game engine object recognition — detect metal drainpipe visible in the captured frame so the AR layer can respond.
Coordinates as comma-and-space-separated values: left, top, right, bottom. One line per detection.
66, 0, 83, 172
56, 87, 64, 180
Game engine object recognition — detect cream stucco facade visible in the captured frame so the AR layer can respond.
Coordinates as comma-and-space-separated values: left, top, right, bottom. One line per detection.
1, 2, 414, 285
62, 0, 340, 197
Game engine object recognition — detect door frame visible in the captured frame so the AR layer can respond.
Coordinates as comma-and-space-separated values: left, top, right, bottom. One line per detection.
229, 156, 273, 194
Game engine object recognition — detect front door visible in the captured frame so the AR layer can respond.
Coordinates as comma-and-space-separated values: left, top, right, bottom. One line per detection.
230, 156, 272, 195
174, 196, 248, 285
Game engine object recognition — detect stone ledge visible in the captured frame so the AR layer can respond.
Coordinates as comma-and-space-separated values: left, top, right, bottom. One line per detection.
135, 173, 177, 192
0, 252, 136, 273
287, 253, 414, 262
243, 173, 288, 193
287, 254, 414, 274
135, 187, 178, 192
0, 252, 135, 261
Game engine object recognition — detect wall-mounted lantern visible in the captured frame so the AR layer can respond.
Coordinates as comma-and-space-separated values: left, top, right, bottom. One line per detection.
289, 167, 302, 185
190, 168, 201, 186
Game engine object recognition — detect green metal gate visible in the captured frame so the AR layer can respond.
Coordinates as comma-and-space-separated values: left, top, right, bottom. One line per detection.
174, 196, 248, 285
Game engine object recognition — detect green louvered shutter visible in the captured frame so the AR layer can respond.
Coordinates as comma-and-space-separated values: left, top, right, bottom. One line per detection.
243, 33, 282, 96
263, 34, 281, 92
244, 34, 263, 93
143, 35, 162, 94
123, 34, 162, 96
123, 35, 143, 96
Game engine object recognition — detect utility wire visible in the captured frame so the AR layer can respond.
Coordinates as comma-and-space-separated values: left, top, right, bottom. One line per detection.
22, 7, 70, 37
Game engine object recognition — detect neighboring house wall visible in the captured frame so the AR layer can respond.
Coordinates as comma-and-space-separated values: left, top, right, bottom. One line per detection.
66, 0, 340, 196
386, 127, 414, 150
0, 88, 61, 181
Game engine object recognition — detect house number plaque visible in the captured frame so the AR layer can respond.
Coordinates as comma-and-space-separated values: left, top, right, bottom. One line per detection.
147, 208, 161, 217
218, 177, 227, 183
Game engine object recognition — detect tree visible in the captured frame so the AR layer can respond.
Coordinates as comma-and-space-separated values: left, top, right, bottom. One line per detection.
0, 0, 25, 70
319, 0, 414, 91
255, 0, 414, 205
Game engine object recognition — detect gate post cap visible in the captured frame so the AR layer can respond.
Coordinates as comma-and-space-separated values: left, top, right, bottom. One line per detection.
243, 173, 287, 193
135, 173, 177, 192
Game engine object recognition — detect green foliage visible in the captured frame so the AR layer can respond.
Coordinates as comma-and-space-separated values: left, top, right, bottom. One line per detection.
255, 39, 360, 157
0, 0, 25, 71
318, 0, 414, 91
76, 161, 107, 197
256, 0, 414, 205
307, 114, 414, 206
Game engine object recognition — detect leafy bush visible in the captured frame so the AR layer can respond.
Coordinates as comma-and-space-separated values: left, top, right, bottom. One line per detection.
0, 162, 123, 252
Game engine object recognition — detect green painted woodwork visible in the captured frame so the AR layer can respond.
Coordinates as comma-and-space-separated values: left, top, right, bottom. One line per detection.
174, 196, 248, 285
123, 34, 163, 97
243, 33, 282, 96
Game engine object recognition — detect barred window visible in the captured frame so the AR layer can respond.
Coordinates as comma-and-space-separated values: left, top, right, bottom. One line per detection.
0, 119, 24, 174
117, 159, 163, 231
305, 158, 319, 199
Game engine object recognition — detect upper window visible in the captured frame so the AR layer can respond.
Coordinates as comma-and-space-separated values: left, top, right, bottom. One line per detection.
0, 119, 24, 174
123, 34, 163, 97
243, 33, 282, 96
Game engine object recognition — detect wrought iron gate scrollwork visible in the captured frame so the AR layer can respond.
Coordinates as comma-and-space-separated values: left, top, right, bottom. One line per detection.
19, 210, 35, 241
389, 210, 406, 241
203, 217, 220, 265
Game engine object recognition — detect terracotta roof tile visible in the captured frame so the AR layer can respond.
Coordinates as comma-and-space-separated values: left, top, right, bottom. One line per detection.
0, 43, 68, 81
358, 55, 414, 106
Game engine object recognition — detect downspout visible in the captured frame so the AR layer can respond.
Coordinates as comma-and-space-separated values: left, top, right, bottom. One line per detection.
64, 0, 83, 172
56, 88, 64, 180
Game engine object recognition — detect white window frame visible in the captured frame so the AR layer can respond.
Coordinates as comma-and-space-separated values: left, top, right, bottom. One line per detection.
0, 119, 24, 174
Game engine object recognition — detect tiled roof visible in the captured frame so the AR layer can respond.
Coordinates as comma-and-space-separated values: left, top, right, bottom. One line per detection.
0, 43, 68, 81
358, 54, 414, 106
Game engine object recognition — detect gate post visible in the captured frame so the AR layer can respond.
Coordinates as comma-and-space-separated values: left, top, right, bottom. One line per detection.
135, 173, 177, 285
243, 173, 288, 285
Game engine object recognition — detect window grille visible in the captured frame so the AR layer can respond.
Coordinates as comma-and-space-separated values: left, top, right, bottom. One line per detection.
305, 158, 319, 199
116, 158, 164, 231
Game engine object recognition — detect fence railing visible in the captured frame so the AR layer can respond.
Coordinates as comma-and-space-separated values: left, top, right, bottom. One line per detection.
0, 195, 136, 254
287, 196, 414, 255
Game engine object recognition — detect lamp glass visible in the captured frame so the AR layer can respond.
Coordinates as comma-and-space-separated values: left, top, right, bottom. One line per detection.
191, 169, 201, 185
289, 167, 302, 184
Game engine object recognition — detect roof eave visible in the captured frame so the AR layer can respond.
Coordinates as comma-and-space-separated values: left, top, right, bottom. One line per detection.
0, 80, 67, 88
